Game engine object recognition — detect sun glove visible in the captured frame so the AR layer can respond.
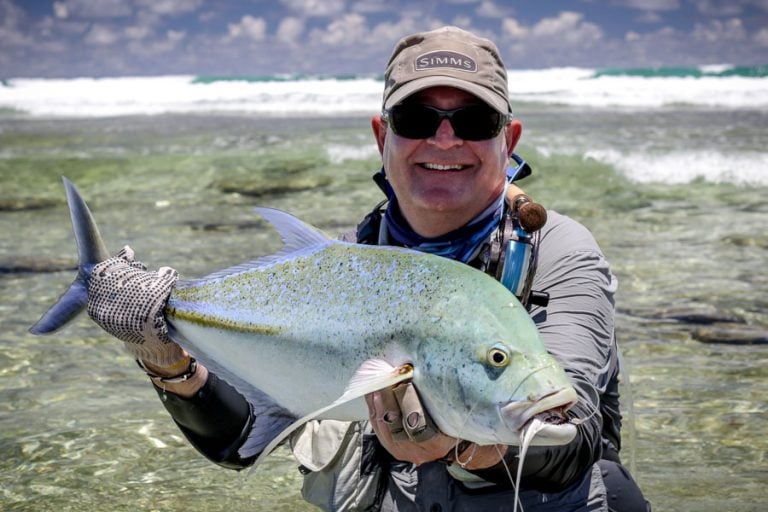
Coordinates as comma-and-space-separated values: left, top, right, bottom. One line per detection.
87, 245, 185, 367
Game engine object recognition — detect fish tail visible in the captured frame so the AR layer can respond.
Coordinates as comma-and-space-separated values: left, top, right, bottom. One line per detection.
29, 177, 111, 335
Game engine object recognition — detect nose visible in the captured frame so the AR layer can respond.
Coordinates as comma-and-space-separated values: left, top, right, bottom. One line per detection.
428, 118, 463, 149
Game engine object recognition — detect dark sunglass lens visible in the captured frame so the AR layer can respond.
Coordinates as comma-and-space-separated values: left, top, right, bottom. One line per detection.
452, 105, 503, 140
391, 104, 440, 139
389, 103, 504, 140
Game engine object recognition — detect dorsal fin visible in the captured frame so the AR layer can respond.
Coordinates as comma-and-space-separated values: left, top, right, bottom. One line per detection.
255, 207, 331, 250
192, 207, 333, 282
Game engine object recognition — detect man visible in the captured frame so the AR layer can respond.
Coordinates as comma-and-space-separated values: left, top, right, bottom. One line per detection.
87, 26, 649, 511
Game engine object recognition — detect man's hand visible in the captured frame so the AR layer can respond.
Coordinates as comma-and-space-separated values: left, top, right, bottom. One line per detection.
365, 382, 507, 469
87, 245, 185, 368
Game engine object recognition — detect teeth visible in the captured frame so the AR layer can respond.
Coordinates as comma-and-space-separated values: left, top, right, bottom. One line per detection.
423, 163, 464, 171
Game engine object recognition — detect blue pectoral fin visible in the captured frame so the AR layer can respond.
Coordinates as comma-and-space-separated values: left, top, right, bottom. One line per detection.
29, 177, 111, 335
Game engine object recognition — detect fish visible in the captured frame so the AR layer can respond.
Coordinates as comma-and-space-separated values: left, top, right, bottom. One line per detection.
31, 177, 578, 465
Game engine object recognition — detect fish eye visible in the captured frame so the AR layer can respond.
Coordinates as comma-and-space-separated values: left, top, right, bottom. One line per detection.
487, 344, 511, 368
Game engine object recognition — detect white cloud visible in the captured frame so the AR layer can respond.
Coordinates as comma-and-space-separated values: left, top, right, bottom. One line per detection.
280, 0, 346, 17
53, 2, 68, 19
124, 24, 151, 40
351, 0, 389, 14
85, 23, 120, 45
637, 11, 662, 22
691, 0, 745, 16
59, 0, 133, 19
228, 15, 266, 42
277, 16, 304, 44
476, 1, 510, 18
529, 11, 603, 45
167, 29, 185, 42
754, 27, 768, 46
1, 0, 25, 28
498, 11, 606, 67
502, 18, 528, 40
612, 0, 680, 11
693, 18, 747, 43
137, 0, 204, 16
368, 18, 420, 47
451, 15, 472, 27
0, 0, 33, 48
310, 13, 366, 46
148, 28, 185, 52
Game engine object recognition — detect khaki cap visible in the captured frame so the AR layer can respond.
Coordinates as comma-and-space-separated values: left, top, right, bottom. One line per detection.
383, 26, 512, 114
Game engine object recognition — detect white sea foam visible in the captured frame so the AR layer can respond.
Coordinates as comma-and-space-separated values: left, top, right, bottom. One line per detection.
325, 143, 379, 164
507, 67, 768, 109
1, 69, 766, 117
0, 75, 383, 117
585, 148, 768, 186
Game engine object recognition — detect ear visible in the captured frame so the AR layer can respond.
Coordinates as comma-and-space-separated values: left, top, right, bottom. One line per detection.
371, 115, 387, 156
505, 119, 523, 156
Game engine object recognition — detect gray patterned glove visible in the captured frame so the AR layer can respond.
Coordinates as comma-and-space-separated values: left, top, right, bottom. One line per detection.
87, 246, 185, 367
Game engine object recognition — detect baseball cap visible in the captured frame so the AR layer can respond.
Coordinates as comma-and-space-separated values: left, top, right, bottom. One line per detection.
382, 26, 512, 114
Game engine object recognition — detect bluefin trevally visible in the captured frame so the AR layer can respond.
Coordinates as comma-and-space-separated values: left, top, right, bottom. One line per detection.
31, 177, 578, 466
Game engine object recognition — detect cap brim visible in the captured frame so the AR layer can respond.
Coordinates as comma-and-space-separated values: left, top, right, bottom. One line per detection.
384, 75, 510, 114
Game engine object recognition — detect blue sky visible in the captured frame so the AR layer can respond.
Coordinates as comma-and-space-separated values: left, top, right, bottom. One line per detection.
2, 0, 766, 78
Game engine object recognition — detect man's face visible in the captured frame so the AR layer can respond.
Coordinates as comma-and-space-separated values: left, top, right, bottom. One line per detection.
373, 86, 521, 237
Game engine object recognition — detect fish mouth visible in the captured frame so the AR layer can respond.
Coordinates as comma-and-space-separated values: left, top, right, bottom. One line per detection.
498, 387, 579, 446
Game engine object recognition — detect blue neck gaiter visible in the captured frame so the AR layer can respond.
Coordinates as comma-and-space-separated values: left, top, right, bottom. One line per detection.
383, 185, 506, 263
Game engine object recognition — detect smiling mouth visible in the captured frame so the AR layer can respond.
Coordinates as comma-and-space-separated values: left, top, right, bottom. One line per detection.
420, 162, 470, 172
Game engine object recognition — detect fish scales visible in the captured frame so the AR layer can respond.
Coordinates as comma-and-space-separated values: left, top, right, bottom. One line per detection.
167, 243, 493, 421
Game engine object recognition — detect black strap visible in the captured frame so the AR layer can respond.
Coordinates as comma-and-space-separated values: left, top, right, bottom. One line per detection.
356, 199, 387, 245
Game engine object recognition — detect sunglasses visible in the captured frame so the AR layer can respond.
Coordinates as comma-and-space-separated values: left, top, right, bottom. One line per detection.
382, 102, 510, 141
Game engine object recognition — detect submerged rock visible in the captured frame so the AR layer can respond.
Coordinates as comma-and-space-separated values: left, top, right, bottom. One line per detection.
724, 235, 768, 249
693, 324, 768, 345
0, 197, 59, 211
623, 304, 745, 325
213, 175, 332, 197
184, 220, 266, 232
0, 258, 77, 274
212, 153, 333, 198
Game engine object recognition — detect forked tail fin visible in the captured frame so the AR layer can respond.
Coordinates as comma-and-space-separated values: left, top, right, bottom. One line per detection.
29, 177, 111, 334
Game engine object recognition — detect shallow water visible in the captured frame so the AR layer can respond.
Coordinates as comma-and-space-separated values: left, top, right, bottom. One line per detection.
1, 108, 767, 511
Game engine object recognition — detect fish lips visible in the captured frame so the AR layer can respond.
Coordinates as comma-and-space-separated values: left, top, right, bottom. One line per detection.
498, 387, 579, 446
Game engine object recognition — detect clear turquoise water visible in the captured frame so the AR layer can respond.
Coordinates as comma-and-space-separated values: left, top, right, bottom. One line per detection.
1, 109, 767, 511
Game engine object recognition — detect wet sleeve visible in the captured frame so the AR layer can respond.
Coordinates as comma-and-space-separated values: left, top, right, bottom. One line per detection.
153, 372, 257, 470
473, 212, 618, 490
